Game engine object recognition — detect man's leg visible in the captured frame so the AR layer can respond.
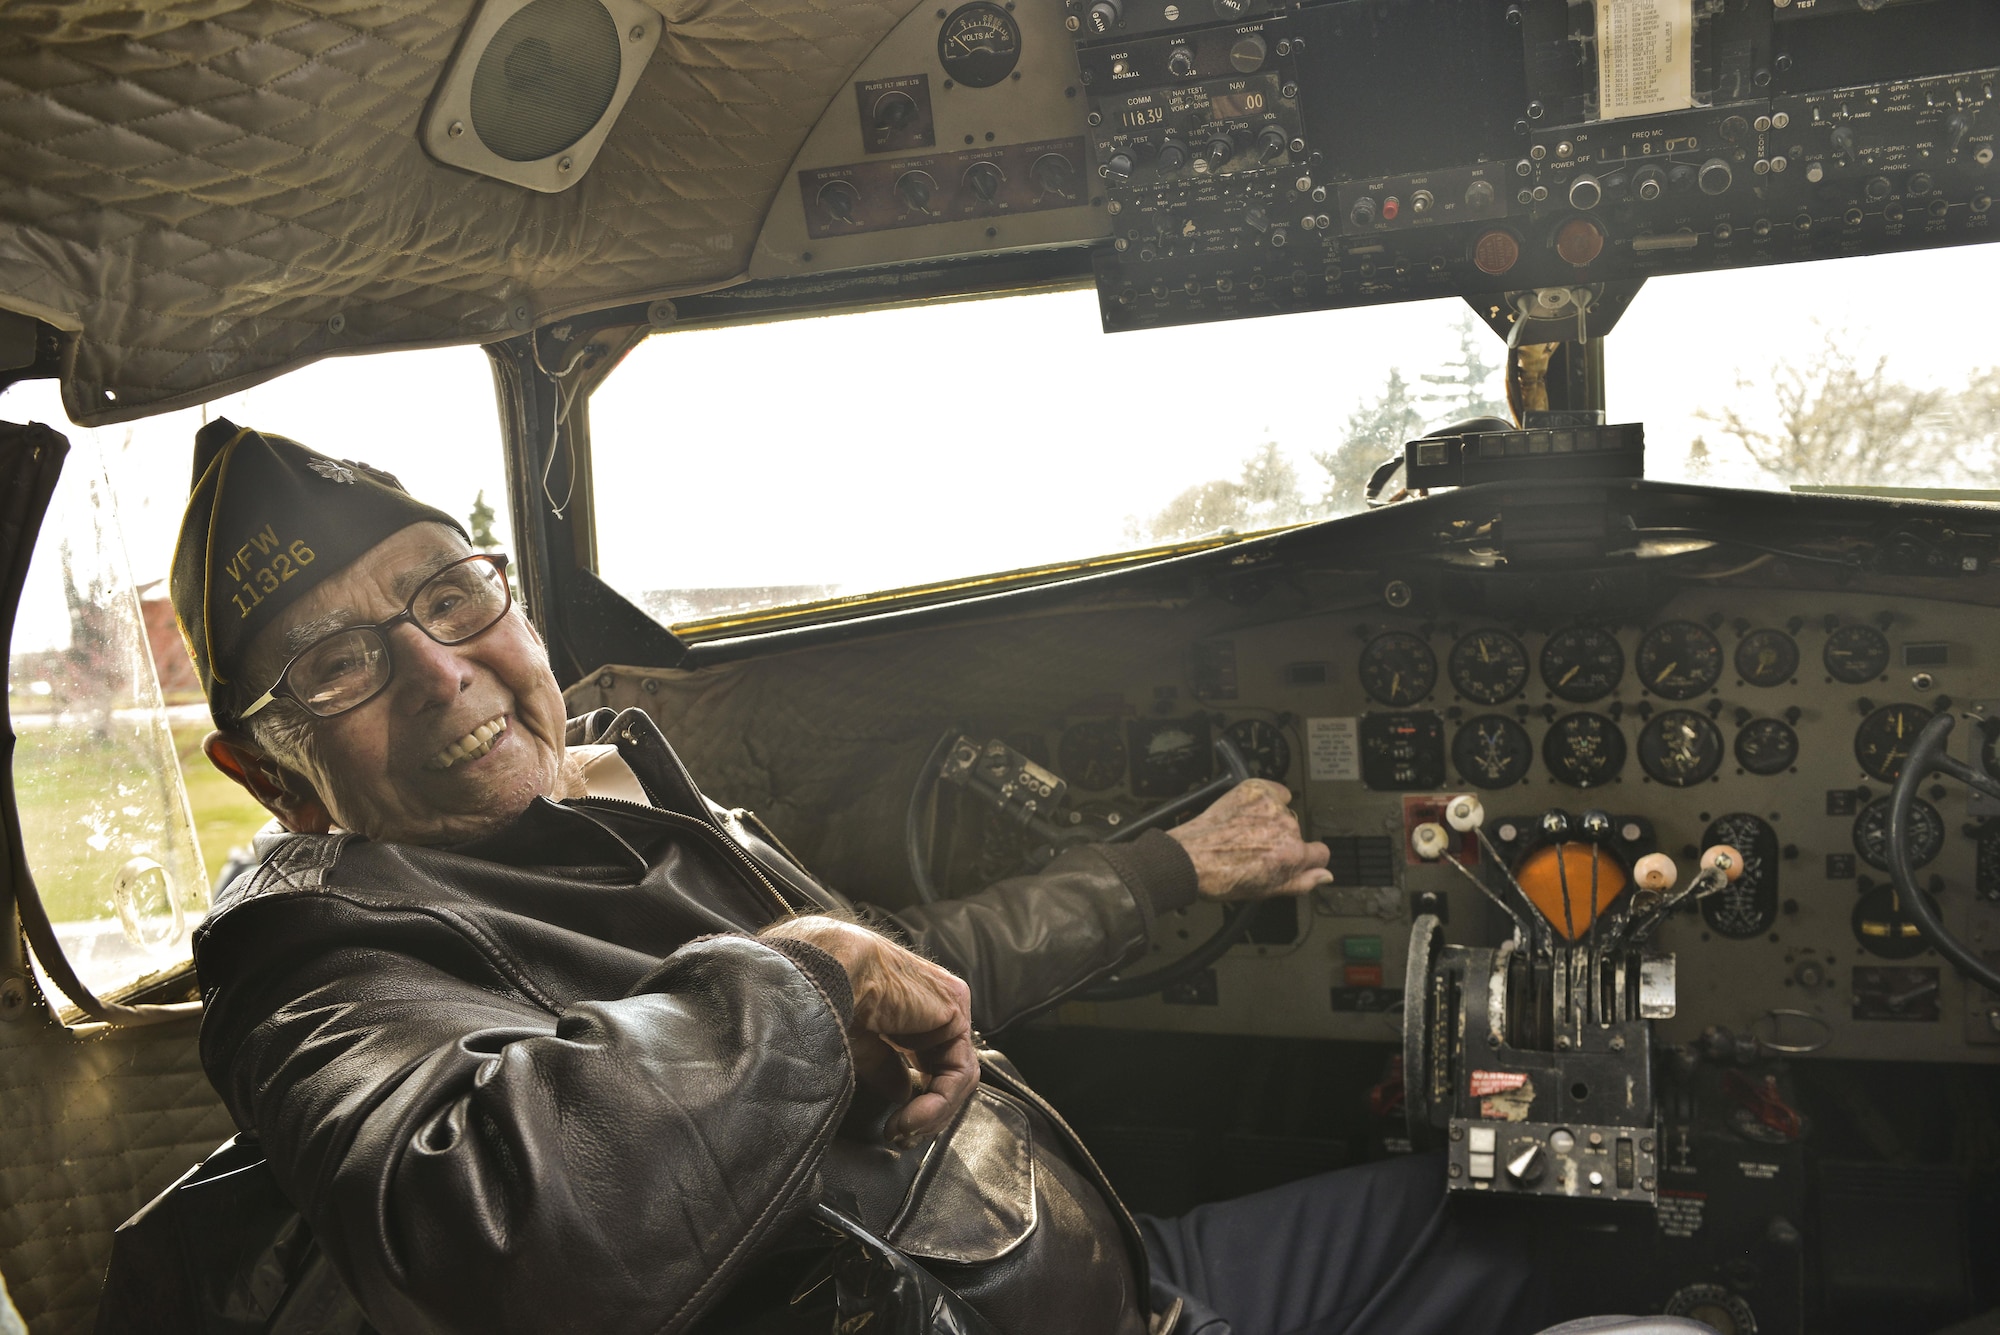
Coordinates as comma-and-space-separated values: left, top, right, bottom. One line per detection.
1138, 1152, 1553, 1335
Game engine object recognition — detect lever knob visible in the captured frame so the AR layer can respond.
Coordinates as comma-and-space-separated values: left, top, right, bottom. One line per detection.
1445, 795, 1485, 833
1411, 822, 1450, 861
1700, 844, 1745, 881
1634, 852, 1678, 892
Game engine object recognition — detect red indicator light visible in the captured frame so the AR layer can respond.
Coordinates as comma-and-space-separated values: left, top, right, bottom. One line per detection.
1472, 229, 1521, 275
1555, 216, 1606, 266
1344, 963, 1385, 988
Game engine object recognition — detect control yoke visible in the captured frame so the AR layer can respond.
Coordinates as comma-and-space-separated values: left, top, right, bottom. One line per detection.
1887, 713, 2000, 995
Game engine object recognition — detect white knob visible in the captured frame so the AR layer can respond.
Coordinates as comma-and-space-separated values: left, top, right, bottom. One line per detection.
1444, 794, 1485, 832
1700, 844, 1745, 881
1633, 852, 1677, 892
1410, 822, 1450, 861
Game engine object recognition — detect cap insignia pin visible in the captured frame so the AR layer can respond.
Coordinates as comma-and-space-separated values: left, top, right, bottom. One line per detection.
309, 459, 358, 484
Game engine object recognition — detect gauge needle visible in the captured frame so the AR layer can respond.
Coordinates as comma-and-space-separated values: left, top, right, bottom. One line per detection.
1391, 672, 1401, 696
1559, 666, 1579, 685
1479, 641, 1490, 663
1655, 661, 1677, 684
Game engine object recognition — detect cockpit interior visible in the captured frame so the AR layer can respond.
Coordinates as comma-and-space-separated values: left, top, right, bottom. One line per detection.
4, 1, 2000, 1333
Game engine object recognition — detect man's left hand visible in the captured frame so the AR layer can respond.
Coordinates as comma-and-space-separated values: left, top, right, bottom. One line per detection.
1166, 779, 1333, 901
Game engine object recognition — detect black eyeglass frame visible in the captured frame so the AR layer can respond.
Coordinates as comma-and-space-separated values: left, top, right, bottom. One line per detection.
236, 552, 513, 721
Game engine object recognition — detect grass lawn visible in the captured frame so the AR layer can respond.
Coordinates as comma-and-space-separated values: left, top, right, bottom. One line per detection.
11, 717, 270, 919
171, 720, 272, 886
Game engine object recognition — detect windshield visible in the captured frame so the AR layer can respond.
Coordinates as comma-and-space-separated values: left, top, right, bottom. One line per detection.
589, 245, 2000, 633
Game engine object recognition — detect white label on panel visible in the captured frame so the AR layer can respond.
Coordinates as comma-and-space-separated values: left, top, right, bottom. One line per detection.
1597, 0, 1693, 120
1307, 716, 1360, 781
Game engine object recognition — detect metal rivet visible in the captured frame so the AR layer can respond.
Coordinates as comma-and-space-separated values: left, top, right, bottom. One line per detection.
558, 156, 574, 172
327, 313, 346, 334
630, 23, 646, 38
449, 120, 465, 138
643, 678, 660, 694
598, 673, 615, 690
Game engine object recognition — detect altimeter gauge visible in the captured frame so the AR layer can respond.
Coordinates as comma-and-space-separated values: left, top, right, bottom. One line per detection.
1540, 627, 1624, 702
1447, 629, 1529, 704
1359, 631, 1437, 707
1636, 620, 1724, 701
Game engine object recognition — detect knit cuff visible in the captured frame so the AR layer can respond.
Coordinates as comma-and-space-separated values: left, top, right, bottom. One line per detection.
1097, 829, 1202, 925
763, 937, 856, 1029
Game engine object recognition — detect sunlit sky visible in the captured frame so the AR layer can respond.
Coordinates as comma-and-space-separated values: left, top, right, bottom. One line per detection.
8, 244, 2000, 653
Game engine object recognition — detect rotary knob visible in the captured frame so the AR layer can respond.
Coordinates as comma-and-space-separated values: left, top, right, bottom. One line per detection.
1167, 46, 1196, 78
1157, 137, 1189, 172
1698, 158, 1734, 195
964, 161, 1004, 203
873, 91, 917, 131
1086, 0, 1120, 33
1464, 178, 1496, 209
1203, 135, 1235, 167
1229, 34, 1268, 73
817, 180, 860, 221
896, 170, 937, 213
1030, 153, 1075, 195
1256, 124, 1288, 161
1632, 165, 1666, 201
1105, 150, 1136, 180
1507, 1144, 1548, 1185
1568, 174, 1603, 209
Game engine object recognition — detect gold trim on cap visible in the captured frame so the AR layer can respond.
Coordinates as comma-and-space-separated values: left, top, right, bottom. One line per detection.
190, 425, 255, 686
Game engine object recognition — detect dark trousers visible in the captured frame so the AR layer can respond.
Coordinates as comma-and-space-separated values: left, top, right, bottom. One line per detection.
1138, 1152, 1553, 1335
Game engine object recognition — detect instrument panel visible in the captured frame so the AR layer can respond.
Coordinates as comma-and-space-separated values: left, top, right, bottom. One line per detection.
1000, 590, 2000, 1063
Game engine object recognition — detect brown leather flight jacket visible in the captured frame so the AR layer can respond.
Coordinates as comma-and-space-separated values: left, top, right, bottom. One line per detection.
192, 708, 1202, 1335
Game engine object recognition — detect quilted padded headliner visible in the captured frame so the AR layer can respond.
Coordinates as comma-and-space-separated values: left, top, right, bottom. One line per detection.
0, 0, 916, 425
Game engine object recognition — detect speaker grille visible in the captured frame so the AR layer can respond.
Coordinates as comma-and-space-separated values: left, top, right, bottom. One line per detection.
470, 0, 623, 163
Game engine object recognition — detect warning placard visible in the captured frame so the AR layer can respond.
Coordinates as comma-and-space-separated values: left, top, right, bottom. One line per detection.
1307, 717, 1360, 781
1597, 0, 1693, 120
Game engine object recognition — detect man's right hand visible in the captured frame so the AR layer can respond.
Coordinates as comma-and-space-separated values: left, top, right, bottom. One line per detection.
760, 916, 978, 1146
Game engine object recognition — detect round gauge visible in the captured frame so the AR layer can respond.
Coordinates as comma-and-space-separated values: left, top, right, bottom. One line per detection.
1057, 719, 1127, 791
1735, 628, 1799, 687
1665, 1284, 1758, 1335
1540, 627, 1624, 702
1825, 623, 1891, 683
1854, 702, 1933, 782
1851, 881, 1940, 960
1701, 813, 1779, 939
1636, 620, 1724, 701
937, 2, 1021, 88
1451, 714, 1534, 789
1852, 795, 1944, 871
1448, 629, 1530, 704
1734, 717, 1799, 775
1543, 712, 1626, 788
1637, 709, 1725, 787
1359, 631, 1437, 707
1223, 719, 1291, 782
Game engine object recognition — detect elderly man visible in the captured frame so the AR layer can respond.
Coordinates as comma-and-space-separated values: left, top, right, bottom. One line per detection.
174, 420, 1549, 1335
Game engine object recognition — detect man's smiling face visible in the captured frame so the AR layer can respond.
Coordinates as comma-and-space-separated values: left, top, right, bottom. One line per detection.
240, 522, 571, 845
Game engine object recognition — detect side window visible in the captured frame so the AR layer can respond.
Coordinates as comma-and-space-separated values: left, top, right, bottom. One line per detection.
3, 347, 508, 1020
8, 436, 207, 1014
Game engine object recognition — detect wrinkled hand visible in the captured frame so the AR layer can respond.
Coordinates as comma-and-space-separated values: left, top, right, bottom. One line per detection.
1166, 779, 1332, 901
760, 916, 977, 1145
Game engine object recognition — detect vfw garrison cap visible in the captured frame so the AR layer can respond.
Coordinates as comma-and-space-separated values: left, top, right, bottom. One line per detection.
170, 418, 466, 723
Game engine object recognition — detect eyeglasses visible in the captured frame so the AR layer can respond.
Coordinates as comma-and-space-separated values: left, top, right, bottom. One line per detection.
238, 553, 513, 721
